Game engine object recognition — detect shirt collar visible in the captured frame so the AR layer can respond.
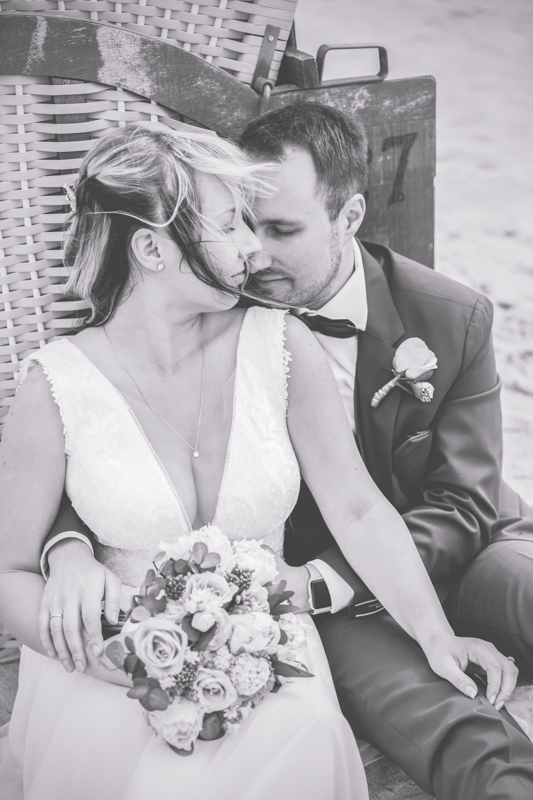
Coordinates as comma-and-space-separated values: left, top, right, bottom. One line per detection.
314, 239, 368, 331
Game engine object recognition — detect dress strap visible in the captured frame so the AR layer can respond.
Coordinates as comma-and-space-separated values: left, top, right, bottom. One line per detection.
242, 307, 292, 411
18, 340, 74, 454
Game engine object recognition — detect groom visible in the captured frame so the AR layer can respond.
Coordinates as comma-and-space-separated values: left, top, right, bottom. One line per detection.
42, 104, 533, 798
238, 103, 533, 799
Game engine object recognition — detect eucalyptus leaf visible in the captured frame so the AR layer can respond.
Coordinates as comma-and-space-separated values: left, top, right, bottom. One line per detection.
194, 625, 216, 652
168, 743, 194, 757
124, 654, 139, 675
131, 605, 151, 622
198, 712, 225, 741
192, 542, 208, 563
105, 640, 126, 668
199, 552, 221, 570
271, 658, 314, 679
140, 687, 169, 712
127, 684, 151, 700
173, 559, 191, 575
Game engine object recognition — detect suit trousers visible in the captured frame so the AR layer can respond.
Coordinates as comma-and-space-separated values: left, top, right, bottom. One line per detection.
316, 535, 533, 800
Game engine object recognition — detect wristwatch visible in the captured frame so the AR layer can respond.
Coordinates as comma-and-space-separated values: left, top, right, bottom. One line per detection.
307, 564, 332, 614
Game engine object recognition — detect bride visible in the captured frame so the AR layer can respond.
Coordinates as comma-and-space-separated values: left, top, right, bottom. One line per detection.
0, 122, 515, 800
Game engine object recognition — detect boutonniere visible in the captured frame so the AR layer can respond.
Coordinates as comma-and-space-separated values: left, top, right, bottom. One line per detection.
371, 338, 437, 408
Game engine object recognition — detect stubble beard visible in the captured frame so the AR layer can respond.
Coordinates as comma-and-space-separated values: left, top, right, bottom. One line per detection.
294, 224, 343, 309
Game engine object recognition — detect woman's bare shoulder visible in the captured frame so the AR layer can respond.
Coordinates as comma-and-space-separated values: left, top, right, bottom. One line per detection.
3, 361, 64, 457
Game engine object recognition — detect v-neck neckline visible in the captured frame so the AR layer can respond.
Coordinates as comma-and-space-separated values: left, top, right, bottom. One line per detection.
63, 308, 251, 532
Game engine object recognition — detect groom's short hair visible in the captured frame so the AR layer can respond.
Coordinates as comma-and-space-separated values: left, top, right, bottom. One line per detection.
240, 102, 369, 220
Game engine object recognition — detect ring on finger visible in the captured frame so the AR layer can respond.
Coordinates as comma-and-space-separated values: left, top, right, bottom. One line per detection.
507, 656, 516, 663
50, 613, 64, 621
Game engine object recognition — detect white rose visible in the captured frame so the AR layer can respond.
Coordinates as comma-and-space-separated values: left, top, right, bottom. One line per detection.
184, 585, 222, 616
232, 540, 278, 585
192, 610, 217, 632
184, 572, 236, 606
229, 612, 280, 656
195, 668, 238, 712
149, 698, 203, 751
393, 338, 438, 381
132, 616, 187, 680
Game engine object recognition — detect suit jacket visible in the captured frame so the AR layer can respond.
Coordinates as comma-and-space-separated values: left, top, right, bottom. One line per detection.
284, 239, 503, 603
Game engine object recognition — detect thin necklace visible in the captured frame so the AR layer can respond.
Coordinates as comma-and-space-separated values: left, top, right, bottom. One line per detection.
104, 322, 205, 458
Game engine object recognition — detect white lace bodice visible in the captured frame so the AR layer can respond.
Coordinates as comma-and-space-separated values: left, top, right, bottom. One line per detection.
21, 307, 300, 585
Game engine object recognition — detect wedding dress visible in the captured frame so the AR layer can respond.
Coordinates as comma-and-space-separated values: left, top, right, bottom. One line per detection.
0, 307, 368, 800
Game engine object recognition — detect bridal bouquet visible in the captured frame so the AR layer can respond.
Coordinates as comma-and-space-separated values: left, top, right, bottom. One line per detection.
104, 526, 312, 754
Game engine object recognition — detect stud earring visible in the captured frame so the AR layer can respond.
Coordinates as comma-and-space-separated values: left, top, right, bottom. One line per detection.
156, 263, 164, 271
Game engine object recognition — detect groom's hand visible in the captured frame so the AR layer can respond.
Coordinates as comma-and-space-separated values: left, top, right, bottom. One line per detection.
264, 547, 312, 613
39, 539, 122, 673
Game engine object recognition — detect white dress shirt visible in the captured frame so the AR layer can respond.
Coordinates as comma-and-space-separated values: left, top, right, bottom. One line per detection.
306, 240, 368, 612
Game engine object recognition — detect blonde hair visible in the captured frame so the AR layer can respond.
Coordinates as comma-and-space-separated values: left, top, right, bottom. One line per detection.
64, 121, 269, 326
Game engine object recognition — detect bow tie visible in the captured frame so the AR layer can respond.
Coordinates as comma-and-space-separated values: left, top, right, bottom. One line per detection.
298, 312, 358, 339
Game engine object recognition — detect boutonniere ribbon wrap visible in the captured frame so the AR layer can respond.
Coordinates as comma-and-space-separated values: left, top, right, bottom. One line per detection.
371, 338, 437, 408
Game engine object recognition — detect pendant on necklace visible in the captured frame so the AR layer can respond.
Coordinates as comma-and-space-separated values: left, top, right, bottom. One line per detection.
193, 451, 200, 458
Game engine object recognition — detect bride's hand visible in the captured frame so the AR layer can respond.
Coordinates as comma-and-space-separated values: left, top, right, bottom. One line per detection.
39, 538, 122, 673
422, 630, 519, 710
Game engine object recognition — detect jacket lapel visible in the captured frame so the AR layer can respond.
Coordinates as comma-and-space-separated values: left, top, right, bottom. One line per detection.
355, 241, 405, 500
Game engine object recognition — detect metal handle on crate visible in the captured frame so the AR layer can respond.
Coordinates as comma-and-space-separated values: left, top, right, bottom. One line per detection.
316, 43, 389, 85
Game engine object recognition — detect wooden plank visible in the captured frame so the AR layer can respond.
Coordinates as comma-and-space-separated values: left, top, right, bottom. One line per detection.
0, 13, 261, 138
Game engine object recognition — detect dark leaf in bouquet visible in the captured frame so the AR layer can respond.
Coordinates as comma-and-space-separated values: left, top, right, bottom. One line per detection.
198, 712, 225, 741
271, 658, 314, 679
270, 601, 301, 616
278, 629, 288, 645
105, 640, 126, 668
133, 676, 160, 688
155, 576, 167, 591
270, 681, 282, 694
138, 595, 157, 611
124, 636, 135, 654
154, 597, 167, 614
132, 664, 148, 681
124, 654, 138, 674
131, 605, 152, 622
127, 684, 151, 700
140, 687, 170, 712
267, 579, 287, 599
147, 583, 161, 598
174, 559, 192, 576
168, 743, 194, 757
140, 569, 157, 594
160, 559, 175, 578
193, 625, 216, 652
181, 616, 200, 643
199, 552, 221, 571
191, 542, 208, 563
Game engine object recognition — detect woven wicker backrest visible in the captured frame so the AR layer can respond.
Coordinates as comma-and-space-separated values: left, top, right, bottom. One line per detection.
0, 0, 298, 85
0, 74, 215, 435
